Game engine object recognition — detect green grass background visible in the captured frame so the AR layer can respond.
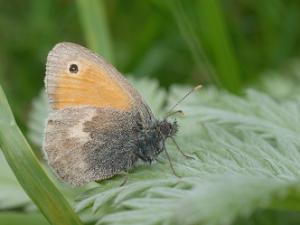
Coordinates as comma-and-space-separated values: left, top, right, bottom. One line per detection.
1, 0, 300, 130
1, 1, 300, 225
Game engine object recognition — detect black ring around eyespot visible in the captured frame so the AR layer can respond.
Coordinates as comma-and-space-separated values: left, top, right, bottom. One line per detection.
69, 64, 79, 73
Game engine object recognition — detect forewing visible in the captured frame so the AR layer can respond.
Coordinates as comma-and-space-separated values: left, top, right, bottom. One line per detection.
46, 42, 144, 111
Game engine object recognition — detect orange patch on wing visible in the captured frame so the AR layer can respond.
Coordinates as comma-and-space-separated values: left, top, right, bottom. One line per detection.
51, 60, 131, 110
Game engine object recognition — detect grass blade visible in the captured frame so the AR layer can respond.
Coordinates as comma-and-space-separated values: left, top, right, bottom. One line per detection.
169, 0, 219, 85
76, 0, 114, 62
0, 85, 83, 225
197, 0, 241, 93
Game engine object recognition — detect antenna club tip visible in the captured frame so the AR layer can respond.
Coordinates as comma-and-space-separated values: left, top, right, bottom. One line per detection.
194, 85, 202, 91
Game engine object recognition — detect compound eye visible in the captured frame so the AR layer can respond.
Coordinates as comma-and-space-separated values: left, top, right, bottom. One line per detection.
160, 122, 172, 136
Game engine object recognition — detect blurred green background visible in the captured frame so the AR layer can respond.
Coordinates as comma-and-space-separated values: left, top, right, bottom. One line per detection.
1, 1, 300, 225
1, 0, 300, 130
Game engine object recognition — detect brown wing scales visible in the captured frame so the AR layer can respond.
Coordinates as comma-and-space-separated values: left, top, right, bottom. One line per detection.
43, 107, 138, 186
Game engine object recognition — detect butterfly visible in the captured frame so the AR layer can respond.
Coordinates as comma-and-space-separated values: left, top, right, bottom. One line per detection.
43, 42, 198, 186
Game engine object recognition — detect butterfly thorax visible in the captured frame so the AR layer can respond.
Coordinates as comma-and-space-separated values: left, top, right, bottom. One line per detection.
133, 119, 178, 163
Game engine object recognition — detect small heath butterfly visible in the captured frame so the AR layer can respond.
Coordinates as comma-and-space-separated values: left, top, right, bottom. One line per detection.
43, 42, 198, 186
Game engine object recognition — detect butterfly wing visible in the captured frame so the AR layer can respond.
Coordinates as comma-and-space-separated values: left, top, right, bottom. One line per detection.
46, 43, 143, 110
44, 107, 139, 185
43, 42, 153, 185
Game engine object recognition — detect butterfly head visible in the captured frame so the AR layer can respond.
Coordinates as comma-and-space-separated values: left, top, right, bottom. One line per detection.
158, 119, 178, 139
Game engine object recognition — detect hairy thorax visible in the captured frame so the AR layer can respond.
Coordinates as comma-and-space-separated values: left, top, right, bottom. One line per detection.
133, 119, 178, 163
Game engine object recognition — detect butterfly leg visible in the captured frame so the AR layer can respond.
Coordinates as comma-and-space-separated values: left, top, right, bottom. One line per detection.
119, 171, 129, 186
164, 147, 181, 178
170, 137, 194, 160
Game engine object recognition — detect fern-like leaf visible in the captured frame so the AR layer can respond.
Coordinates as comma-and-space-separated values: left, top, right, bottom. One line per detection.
26, 78, 300, 225
76, 85, 300, 225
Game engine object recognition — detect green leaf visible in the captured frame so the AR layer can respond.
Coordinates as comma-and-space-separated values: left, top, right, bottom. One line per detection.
0, 152, 32, 210
27, 90, 48, 148
0, 85, 83, 225
27, 77, 300, 224
74, 84, 300, 225
0, 212, 50, 225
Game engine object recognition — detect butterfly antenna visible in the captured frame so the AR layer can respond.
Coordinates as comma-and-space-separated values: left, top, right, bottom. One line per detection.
165, 85, 202, 118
